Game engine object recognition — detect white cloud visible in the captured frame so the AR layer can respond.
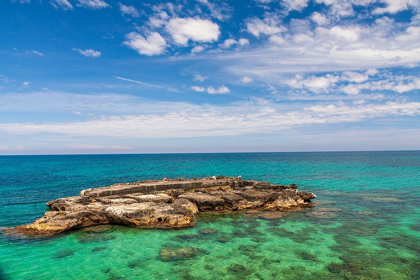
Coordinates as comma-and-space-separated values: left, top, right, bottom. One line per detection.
281, 0, 310, 12
219, 38, 249, 48
166, 17, 220, 46
2, 100, 420, 139
241, 77, 253, 83
246, 14, 287, 37
76, 0, 109, 9
197, 0, 232, 21
32, 50, 44, 56
373, 0, 415, 14
123, 32, 167, 56
207, 85, 230, 94
269, 35, 285, 45
341, 84, 362, 95
284, 74, 339, 93
396, 26, 420, 42
342, 71, 369, 83
365, 69, 379, 76
72, 48, 101, 58
193, 74, 208, 82
239, 38, 250, 45
191, 86, 206, 92
311, 12, 329, 26
329, 26, 361, 42
220, 39, 238, 48
191, 46, 205, 53
315, 0, 355, 17
118, 3, 139, 18
50, 0, 73, 10
22, 82, 29, 86
339, 74, 420, 95
215, 17, 420, 80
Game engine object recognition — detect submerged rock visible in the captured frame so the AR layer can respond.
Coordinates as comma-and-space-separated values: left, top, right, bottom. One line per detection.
53, 249, 75, 259
198, 228, 219, 235
12, 176, 316, 235
159, 246, 206, 262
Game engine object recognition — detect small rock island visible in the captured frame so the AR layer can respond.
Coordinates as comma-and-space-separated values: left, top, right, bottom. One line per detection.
15, 176, 316, 235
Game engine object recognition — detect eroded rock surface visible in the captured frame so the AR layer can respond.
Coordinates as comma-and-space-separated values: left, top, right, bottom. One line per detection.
11, 176, 316, 235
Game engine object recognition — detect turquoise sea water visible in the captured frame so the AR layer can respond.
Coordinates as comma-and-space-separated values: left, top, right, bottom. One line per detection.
0, 152, 419, 280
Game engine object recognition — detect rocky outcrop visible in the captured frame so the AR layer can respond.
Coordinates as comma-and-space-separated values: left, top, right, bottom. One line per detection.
11, 176, 315, 235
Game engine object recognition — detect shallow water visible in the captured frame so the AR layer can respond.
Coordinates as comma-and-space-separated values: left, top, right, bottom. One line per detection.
0, 152, 419, 279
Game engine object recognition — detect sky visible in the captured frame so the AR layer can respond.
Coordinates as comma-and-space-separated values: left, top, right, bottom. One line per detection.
1, 0, 420, 155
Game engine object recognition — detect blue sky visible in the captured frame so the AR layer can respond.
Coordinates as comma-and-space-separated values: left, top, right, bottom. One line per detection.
1, 0, 420, 154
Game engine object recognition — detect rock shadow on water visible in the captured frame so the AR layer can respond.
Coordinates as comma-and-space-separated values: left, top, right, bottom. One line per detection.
52, 249, 75, 259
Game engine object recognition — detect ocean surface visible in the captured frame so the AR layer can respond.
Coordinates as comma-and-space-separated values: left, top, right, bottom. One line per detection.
0, 152, 419, 280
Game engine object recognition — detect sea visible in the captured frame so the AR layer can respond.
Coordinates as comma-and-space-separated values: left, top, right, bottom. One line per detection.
0, 152, 419, 280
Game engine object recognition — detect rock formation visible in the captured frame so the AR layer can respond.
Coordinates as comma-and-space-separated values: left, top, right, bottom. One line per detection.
12, 176, 316, 235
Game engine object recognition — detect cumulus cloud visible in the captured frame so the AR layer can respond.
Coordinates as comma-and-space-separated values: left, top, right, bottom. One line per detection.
193, 74, 208, 82
246, 14, 287, 37
269, 35, 285, 45
311, 12, 329, 26
207, 85, 230, 94
50, 0, 73, 10
218, 15, 420, 80
119, 3, 139, 18
220, 39, 238, 48
281, 0, 310, 12
284, 74, 340, 93
123, 32, 167, 56
191, 86, 206, 92
76, 0, 109, 9
328, 26, 361, 42
342, 71, 369, 83
190, 85, 230, 94
340, 75, 420, 95
219, 38, 249, 48
373, 0, 416, 14
72, 48, 101, 58
191, 46, 205, 53
166, 17, 220, 46
239, 38, 250, 45
241, 77, 253, 83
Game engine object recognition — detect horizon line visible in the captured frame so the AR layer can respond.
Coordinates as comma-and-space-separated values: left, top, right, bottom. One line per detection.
1, 149, 419, 157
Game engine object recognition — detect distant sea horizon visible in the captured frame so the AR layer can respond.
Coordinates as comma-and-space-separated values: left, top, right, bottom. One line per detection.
1, 149, 420, 156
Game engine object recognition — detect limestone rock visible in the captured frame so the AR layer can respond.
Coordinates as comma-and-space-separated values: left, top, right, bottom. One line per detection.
178, 192, 225, 211
11, 176, 316, 235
